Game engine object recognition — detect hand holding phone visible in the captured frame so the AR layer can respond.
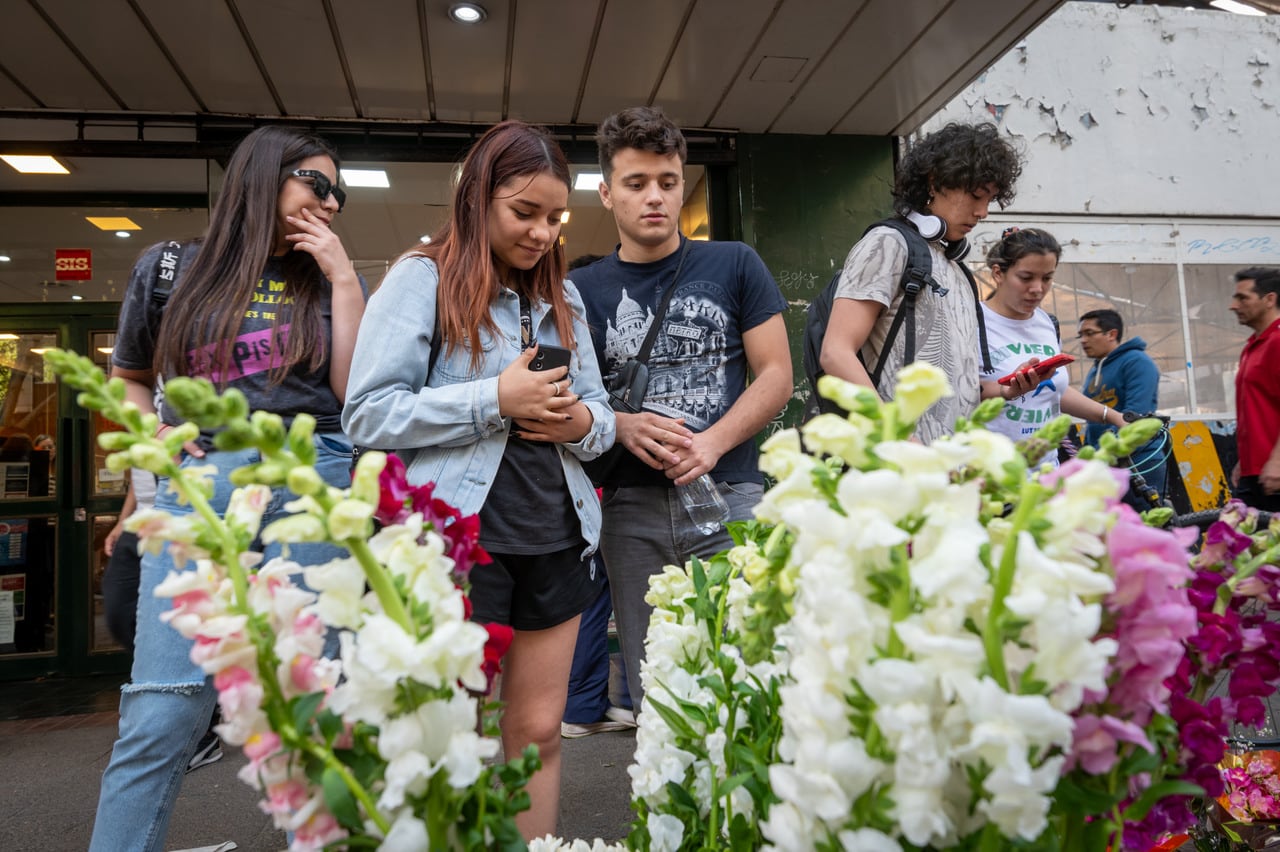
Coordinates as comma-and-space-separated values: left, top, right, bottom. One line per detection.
529, 344, 572, 372
996, 353, 1075, 386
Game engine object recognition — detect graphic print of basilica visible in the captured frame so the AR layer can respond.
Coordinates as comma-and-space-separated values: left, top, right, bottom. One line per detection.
603, 288, 729, 433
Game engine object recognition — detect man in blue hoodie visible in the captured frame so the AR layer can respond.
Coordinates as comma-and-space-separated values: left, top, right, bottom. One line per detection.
1078, 309, 1166, 505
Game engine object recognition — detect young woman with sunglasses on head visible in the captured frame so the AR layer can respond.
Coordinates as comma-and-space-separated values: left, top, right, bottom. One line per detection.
979, 227, 1124, 465
91, 125, 365, 852
342, 120, 614, 839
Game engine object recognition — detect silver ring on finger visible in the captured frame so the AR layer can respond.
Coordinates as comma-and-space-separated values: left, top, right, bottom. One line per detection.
551, 380, 561, 397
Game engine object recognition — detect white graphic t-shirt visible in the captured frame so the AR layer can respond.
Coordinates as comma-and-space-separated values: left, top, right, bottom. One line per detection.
980, 304, 1066, 462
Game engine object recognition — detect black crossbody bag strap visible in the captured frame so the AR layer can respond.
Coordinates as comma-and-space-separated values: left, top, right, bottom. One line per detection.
633, 238, 693, 366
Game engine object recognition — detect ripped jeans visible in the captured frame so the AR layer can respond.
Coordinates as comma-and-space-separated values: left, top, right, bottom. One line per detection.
88, 434, 353, 852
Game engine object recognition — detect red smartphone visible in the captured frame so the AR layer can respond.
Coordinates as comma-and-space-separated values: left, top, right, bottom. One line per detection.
996, 353, 1075, 386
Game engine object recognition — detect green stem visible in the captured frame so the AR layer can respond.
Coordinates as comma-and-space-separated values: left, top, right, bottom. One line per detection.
885, 545, 911, 659
309, 488, 412, 632
300, 738, 390, 835
984, 479, 1041, 691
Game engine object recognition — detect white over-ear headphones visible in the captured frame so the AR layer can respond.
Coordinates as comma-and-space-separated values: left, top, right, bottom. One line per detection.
905, 209, 946, 241
904, 208, 969, 260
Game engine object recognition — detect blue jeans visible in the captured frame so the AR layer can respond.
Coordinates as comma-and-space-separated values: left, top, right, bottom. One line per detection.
599, 481, 762, 708
89, 435, 353, 852
563, 562, 630, 724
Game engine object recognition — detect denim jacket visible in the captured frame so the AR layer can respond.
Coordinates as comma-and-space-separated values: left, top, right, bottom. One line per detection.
341, 256, 615, 556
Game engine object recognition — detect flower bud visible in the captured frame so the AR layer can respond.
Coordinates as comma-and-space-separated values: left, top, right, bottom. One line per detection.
971, 397, 1007, 426
287, 466, 326, 498
129, 442, 174, 474
351, 451, 387, 504
327, 499, 374, 541
98, 431, 135, 451
816, 374, 880, 418
262, 515, 329, 544
252, 411, 287, 452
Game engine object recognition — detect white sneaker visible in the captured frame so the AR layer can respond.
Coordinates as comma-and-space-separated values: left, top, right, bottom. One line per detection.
605, 705, 636, 727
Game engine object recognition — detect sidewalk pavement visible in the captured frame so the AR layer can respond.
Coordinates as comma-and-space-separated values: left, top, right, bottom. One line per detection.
0, 705, 636, 851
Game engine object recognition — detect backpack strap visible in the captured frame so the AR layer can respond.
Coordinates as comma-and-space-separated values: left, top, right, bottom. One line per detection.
864, 218, 939, 387
146, 239, 201, 338
864, 218, 993, 383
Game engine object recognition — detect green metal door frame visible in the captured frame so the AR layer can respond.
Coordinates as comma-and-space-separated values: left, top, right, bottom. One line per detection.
0, 302, 128, 680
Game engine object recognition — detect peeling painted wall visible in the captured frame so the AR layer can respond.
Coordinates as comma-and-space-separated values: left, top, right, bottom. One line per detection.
921, 2, 1280, 218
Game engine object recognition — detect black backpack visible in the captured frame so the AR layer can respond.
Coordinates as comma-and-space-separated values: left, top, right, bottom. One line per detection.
802, 217, 989, 417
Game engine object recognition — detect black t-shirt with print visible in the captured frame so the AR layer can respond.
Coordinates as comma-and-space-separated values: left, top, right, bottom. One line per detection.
573, 237, 786, 487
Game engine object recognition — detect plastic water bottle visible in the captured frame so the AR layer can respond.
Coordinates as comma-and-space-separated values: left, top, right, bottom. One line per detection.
678, 474, 730, 535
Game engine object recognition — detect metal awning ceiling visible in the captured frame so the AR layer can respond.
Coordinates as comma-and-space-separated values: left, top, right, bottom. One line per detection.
0, 0, 1067, 304
0, 0, 1063, 138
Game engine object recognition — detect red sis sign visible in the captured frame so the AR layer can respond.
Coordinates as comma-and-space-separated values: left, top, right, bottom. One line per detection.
54, 248, 92, 281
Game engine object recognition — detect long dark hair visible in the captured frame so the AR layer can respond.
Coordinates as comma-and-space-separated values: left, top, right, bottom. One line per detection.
409, 120, 574, 370
153, 125, 341, 385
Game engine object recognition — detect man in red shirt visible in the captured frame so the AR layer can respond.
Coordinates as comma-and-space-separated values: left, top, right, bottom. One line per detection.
1230, 267, 1280, 512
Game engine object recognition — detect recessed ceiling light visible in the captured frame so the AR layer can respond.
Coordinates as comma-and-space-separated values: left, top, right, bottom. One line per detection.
86, 216, 141, 231
2, 154, 69, 174
115, 231, 133, 238
574, 173, 603, 191
69, 296, 83, 302
1210, 0, 1265, 13
0, 254, 10, 262
560, 211, 571, 224
448, 2, 486, 24
420, 235, 432, 244
340, 168, 389, 188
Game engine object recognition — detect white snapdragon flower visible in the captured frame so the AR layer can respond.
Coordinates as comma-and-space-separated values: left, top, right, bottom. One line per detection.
893, 362, 953, 424
978, 756, 1064, 840
837, 828, 904, 852
800, 411, 876, 467
648, 813, 686, 852
378, 808, 428, 852
303, 556, 367, 629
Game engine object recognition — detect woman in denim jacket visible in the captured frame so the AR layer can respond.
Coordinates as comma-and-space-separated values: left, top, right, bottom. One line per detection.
342, 120, 614, 839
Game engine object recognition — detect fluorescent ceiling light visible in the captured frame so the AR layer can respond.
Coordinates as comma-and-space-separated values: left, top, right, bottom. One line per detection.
448, 2, 486, 23
574, 173, 603, 191
560, 211, 571, 224
0, 334, 18, 340
97, 347, 114, 354
340, 168, 389, 188
86, 216, 141, 231
70, 295, 83, 301
1210, 0, 1265, 13
0, 254, 10, 262
2, 154, 69, 174
30, 347, 50, 353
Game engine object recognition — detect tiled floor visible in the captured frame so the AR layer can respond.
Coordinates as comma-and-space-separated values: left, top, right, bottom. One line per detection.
0, 672, 126, 735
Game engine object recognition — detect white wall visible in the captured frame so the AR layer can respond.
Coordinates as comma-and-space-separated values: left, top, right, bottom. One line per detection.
921, 1, 1280, 218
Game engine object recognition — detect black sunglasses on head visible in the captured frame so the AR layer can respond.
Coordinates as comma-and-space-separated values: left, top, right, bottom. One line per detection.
291, 169, 347, 212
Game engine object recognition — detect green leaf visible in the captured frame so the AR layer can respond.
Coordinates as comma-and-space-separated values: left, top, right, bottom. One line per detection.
321, 766, 362, 830
1122, 779, 1205, 822
646, 695, 702, 742
1052, 776, 1124, 814
289, 691, 326, 733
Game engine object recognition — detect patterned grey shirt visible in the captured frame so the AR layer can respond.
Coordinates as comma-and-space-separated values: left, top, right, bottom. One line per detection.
832, 226, 982, 443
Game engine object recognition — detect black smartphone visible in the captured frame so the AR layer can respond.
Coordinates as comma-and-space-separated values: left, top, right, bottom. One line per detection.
529, 344, 572, 372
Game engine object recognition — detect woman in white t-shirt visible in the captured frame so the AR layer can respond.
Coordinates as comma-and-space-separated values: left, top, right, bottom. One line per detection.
979, 228, 1123, 464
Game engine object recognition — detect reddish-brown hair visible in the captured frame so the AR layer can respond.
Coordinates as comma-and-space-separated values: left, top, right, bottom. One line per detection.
408, 121, 574, 370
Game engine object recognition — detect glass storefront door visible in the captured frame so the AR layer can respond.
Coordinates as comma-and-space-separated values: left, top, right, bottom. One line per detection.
0, 304, 127, 679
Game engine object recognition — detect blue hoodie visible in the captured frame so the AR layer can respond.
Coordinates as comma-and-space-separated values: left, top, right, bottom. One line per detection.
1082, 336, 1160, 448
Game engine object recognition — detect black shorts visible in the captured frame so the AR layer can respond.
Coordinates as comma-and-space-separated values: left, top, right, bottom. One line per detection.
468, 544, 604, 631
